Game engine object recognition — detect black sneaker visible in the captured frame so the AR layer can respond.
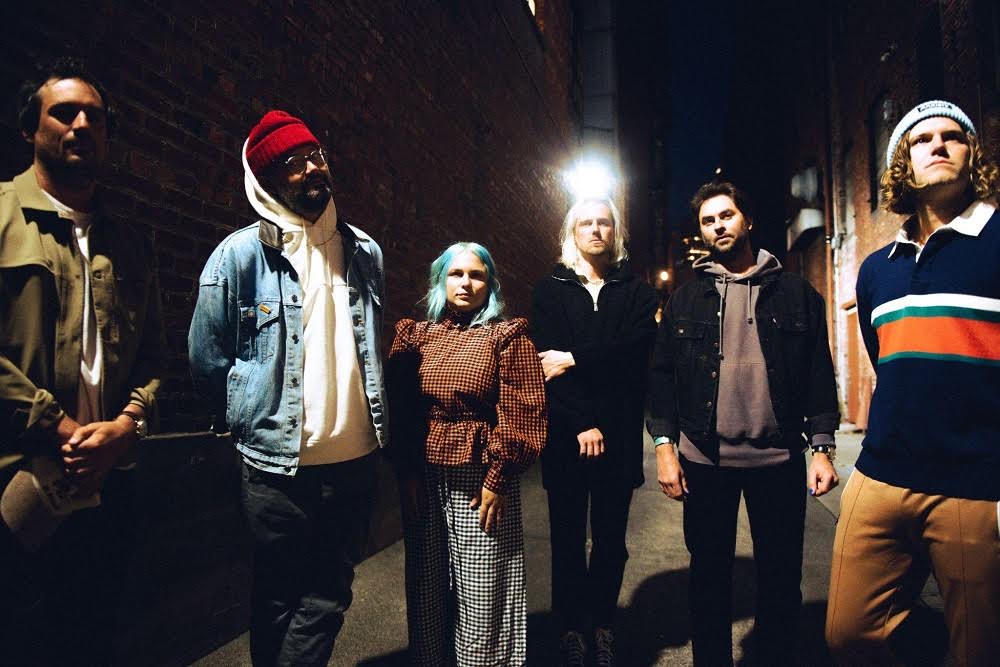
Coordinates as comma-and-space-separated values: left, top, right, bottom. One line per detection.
559, 630, 586, 667
594, 627, 615, 667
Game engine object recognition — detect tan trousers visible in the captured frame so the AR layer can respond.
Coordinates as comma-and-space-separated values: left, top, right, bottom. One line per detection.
826, 469, 1000, 666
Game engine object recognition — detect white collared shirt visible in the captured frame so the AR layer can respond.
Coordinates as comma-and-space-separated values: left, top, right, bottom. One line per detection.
889, 199, 997, 261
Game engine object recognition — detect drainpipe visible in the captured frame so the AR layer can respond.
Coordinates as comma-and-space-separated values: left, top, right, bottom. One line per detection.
823, 2, 836, 352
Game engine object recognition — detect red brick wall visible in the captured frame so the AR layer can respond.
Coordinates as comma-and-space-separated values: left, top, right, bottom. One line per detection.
722, 0, 999, 425
0, 1, 579, 433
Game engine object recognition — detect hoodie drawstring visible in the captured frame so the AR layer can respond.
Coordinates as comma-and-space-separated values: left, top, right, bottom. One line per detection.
718, 277, 728, 360
718, 277, 757, 360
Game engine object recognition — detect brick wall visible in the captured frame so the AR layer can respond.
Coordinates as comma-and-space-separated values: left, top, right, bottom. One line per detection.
1, 5, 582, 661
0, 0, 579, 434
721, 0, 999, 425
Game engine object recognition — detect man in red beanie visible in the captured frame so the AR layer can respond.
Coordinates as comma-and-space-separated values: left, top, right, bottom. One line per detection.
190, 110, 387, 666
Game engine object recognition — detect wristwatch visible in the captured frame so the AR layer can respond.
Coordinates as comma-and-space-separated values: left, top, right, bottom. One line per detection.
810, 444, 836, 462
119, 411, 149, 439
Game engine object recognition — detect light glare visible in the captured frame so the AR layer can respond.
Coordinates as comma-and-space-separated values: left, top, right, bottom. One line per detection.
564, 160, 615, 202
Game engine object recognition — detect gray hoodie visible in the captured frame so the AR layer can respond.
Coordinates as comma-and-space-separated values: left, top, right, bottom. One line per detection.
680, 249, 790, 467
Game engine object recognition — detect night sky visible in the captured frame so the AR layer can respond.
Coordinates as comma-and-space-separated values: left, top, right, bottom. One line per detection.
664, 1, 737, 232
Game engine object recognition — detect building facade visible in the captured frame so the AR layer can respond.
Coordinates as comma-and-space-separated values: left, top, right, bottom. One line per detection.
722, 0, 1000, 427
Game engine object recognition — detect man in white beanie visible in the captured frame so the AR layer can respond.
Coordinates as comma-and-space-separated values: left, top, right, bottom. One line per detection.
825, 99, 1000, 665
189, 110, 387, 666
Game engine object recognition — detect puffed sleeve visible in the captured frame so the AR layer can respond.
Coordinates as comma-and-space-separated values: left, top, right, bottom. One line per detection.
483, 319, 547, 493
386, 319, 427, 473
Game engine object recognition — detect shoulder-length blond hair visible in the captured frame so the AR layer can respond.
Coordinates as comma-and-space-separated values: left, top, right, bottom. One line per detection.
558, 197, 629, 268
881, 131, 1000, 215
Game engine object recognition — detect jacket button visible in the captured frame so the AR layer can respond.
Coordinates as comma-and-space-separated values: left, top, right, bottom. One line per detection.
290, 418, 297, 427
710, 371, 717, 378
713, 341, 719, 348
706, 401, 713, 408
292, 334, 299, 343
678, 328, 685, 334
291, 295, 298, 303
291, 378, 299, 386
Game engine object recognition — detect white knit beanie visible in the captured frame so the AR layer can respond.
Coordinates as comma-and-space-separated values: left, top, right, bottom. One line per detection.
886, 100, 976, 168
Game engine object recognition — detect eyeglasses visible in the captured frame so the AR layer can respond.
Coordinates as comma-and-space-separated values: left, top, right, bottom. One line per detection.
283, 148, 327, 175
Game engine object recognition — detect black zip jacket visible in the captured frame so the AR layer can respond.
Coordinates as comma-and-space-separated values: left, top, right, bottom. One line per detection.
531, 262, 658, 489
647, 270, 839, 462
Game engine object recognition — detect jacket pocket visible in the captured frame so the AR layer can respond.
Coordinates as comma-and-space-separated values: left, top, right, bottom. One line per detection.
769, 312, 810, 373
673, 320, 707, 371
114, 275, 146, 335
771, 313, 808, 333
237, 300, 280, 363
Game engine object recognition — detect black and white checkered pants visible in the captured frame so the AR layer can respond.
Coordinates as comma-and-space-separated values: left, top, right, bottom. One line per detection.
404, 463, 527, 666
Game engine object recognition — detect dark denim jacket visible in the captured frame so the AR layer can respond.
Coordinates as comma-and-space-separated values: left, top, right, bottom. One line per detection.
647, 270, 839, 461
189, 218, 386, 474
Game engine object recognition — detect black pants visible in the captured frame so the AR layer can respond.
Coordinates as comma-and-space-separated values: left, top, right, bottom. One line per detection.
547, 480, 634, 631
0, 469, 135, 667
241, 453, 377, 667
681, 455, 806, 666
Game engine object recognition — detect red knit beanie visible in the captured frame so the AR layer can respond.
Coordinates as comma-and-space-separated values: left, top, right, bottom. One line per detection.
246, 110, 319, 176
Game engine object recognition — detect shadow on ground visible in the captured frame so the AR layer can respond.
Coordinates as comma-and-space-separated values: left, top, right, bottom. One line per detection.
353, 555, 948, 667
357, 558, 760, 666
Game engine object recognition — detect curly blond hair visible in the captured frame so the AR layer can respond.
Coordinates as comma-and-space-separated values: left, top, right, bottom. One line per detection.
881, 131, 1000, 214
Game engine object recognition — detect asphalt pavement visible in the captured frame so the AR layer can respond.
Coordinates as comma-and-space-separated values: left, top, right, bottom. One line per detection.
196, 429, 951, 666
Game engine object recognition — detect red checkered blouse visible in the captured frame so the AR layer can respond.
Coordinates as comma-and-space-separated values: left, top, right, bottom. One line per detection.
387, 314, 547, 493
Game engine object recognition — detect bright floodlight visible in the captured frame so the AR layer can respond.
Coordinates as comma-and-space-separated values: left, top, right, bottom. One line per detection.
564, 159, 615, 202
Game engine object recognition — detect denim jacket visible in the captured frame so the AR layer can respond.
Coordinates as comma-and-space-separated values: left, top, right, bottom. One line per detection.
647, 270, 839, 462
188, 218, 387, 474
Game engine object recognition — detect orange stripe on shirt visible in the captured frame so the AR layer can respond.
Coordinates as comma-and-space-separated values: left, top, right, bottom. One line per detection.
877, 316, 1000, 361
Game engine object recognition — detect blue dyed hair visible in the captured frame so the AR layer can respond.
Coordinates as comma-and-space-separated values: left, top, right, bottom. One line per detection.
424, 242, 506, 327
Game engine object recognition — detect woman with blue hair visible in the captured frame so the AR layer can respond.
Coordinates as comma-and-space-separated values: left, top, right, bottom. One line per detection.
387, 242, 547, 666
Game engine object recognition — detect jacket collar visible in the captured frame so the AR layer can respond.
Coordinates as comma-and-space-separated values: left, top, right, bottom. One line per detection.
258, 216, 372, 252
551, 260, 635, 283
13, 166, 103, 215
12, 168, 55, 211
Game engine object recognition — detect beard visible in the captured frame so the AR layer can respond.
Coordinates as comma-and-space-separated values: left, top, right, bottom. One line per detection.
710, 233, 749, 259
275, 173, 332, 220
36, 142, 101, 185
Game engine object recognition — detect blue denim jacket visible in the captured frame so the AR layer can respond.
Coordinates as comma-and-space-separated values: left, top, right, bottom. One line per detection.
189, 218, 387, 474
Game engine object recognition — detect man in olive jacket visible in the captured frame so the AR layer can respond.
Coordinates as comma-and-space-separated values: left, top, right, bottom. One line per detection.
0, 58, 164, 666
532, 197, 658, 666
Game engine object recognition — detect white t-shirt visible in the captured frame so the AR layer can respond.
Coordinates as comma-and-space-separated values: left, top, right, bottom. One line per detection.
42, 191, 102, 424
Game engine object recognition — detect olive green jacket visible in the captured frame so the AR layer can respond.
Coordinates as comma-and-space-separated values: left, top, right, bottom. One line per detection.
0, 167, 165, 470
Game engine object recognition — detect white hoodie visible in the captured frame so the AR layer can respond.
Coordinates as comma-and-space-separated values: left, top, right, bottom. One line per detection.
242, 142, 377, 465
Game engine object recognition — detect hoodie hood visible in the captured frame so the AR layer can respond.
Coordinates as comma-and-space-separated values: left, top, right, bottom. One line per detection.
697, 248, 783, 368
241, 138, 338, 240
693, 248, 782, 281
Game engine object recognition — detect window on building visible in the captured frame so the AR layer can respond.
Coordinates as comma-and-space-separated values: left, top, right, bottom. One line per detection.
976, 0, 1000, 104
839, 142, 856, 237
868, 95, 895, 212
916, 8, 944, 100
